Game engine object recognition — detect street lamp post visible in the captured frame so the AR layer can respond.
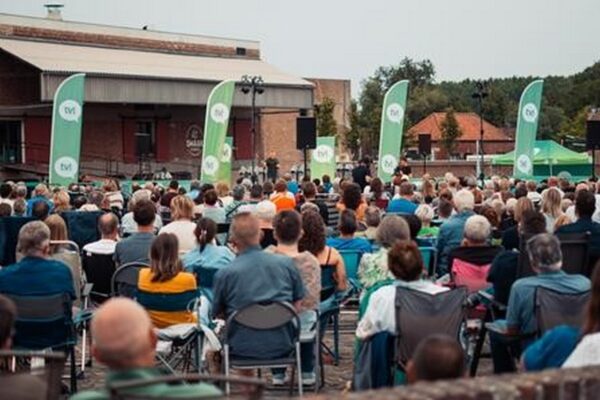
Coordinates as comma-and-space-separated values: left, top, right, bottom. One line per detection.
472, 81, 488, 187
240, 75, 264, 183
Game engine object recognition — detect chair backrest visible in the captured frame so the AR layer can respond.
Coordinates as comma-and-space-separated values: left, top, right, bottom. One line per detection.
0, 350, 66, 400
339, 249, 363, 283
225, 301, 300, 343
419, 247, 437, 277
111, 262, 147, 298
535, 287, 590, 336
82, 252, 117, 303
395, 286, 467, 366
60, 211, 103, 248
556, 232, 590, 276
451, 259, 491, 294
320, 264, 337, 301
6, 293, 73, 350
0, 216, 35, 265
192, 265, 219, 290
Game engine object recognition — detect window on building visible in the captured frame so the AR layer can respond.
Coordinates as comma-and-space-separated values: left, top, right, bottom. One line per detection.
135, 120, 155, 160
0, 120, 22, 164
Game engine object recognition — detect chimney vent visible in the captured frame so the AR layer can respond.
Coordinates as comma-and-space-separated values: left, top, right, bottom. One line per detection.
44, 3, 64, 20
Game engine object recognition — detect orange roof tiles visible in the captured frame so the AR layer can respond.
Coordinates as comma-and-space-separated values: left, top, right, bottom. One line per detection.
408, 112, 511, 141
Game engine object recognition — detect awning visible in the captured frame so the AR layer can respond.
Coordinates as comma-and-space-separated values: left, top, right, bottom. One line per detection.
492, 140, 591, 165
0, 38, 314, 108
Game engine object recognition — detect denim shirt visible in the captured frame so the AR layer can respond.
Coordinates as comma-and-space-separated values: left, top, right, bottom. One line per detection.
436, 210, 475, 275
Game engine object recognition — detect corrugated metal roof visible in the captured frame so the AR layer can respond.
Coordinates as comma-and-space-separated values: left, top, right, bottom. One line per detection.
0, 38, 312, 87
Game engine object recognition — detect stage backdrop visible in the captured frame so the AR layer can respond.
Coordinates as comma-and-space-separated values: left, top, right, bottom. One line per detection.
377, 80, 409, 183
311, 136, 336, 180
201, 80, 235, 184
513, 80, 544, 179
49, 73, 86, 187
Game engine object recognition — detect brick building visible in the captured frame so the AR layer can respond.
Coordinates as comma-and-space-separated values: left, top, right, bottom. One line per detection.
407, 112, 513, 160
0, 11, 349, 181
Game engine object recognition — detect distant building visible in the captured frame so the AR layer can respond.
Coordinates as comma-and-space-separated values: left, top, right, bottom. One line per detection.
0, 10, 350, 181
407, 112, 513, 160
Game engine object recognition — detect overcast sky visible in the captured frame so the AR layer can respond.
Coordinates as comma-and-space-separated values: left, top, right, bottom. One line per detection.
2, 0, 598, 97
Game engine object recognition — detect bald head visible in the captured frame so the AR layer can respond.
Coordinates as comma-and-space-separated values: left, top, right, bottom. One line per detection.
98, 212, 119, 239
230, 212, 261, 251
91, 298, 156, 369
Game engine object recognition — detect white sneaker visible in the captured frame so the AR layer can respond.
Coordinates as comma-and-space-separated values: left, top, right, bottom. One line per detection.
272, 375, 286, 386
302, 372, 316, 386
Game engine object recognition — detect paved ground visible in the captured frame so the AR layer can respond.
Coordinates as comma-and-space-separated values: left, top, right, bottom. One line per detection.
72, 308, 491, 398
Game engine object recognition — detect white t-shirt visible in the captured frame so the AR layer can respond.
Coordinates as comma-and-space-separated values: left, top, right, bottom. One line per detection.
355, 280, 449, 340
159, 220, 197, 254
82, 239, 117, 255
563, 332, 600, 368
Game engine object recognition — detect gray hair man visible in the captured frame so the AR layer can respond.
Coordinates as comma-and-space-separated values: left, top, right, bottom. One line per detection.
490, 232, 591, 374
82, 213, 120, 255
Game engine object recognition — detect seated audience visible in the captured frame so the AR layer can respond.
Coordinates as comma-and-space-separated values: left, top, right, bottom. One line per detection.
83, 213, 120, 255
216, 181, 233, 208
159, 195, 197, 254
103, 179, 124, 211
32, 200, 50, 221
269, 210, 320, 385
52, 190, 71, 214
487, 210, 547, 305
436, 189, 476, 275
0, 203, 11, 217
12, 198, 26, 217
415, 204, 439, 238
255, 200, 278, 248
137, 234, 198, 329
71, 298, 220, 399
406, 334, 466, 383
0, 182, 14, 208
355, 206, 380, 241
0, 221, 75, 301
356, 241, 448, 339
212, 213, 304, 380
299, 210, 347, 292
114, 199, 156, 266
237, 184, 263, 214
26, 184, 53, 216
160, 180, 179, 209
270, 179, 296, 212
365, 177, 389, 210
337, 183, 367, 222
200, 189, 226, 223
501, 197, 534, 251
183, 217, 235, 273
359, 215, 411, 290
224, 185, 246, 220
121, 190, 163, 235
489, 233, 590, 373
298, 181, 329, 223
556, 189, 600, 260
541, 187, 563, 233
327, 209, 372, 255
0, 295, 48, 400
387, 182, 417, 214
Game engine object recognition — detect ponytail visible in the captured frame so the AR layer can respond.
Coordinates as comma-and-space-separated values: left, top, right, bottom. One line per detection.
194, 218, 217, 253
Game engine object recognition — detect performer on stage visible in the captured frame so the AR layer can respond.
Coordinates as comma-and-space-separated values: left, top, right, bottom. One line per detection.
265, 151, 280, 182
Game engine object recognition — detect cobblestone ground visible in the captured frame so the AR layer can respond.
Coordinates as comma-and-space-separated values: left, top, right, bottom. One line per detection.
71, 309, 491, 398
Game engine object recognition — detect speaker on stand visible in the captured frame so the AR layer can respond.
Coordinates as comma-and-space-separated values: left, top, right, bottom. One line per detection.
296, 117, 317, 180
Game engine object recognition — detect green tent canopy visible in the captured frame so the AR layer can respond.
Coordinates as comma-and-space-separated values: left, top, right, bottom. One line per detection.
492, 140, 591, 179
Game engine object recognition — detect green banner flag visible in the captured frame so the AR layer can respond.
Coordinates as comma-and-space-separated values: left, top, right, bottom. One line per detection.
49, 73, 86, 186
201, 80, 235, 184
311, 136, 336, 180
377, 80, 409, 182
513, 80, 544, 178
217, 136, 233, 184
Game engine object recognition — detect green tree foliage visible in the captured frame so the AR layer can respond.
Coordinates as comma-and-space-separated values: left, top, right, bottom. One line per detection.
315, 96, 337, 137
440, 108, 462, 156
345, 100, 361, 154
347, 58, 600, 154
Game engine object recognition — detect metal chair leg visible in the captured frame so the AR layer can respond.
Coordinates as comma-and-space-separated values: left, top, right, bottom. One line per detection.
333, 313, 340, 365
70, 347, 77, 394
224, 345, 231, 396
296, 342, 303, 397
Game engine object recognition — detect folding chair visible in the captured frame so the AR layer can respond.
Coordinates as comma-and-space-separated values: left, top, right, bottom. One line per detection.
60, 211, 103, 249
0, 350, 66, 400
50, 240, 83, 304
394, 286, 468, 373
111, 262, 147, 298
216, 223, 231, 246
556, 232, 590, 276
223, 301, 302, 396
419, 247, 437, 278
0, 216, 34, 265
7, 292, 82, 393
319, 264, 340, 366
82, 252, 117, 305
299, 309, 321, 393
535, 287, 590, 337
107, 373, 265, 400
339, 249, 363, 293
189, 265, 219, 303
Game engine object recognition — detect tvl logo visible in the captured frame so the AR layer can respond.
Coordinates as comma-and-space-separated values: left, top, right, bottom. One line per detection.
58, 100, 82, 123
54, 156, 78, 179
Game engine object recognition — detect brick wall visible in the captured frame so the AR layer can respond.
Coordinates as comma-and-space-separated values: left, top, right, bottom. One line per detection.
312, 367, 600, 399
0, 50, 39, 105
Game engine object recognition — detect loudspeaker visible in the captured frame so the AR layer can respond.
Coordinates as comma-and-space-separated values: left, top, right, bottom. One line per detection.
587, 120, 600, 150
418, 133, 432, 155
296, 117, 317, 150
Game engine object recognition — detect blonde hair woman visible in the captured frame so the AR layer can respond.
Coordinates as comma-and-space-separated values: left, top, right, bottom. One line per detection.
542, 187, 563, 232
52, 190, 71, 213
159, 195, 196, 254
216, 182, 233, 207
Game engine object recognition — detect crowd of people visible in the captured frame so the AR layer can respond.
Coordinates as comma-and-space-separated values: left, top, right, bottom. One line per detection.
1, 166, 600, 397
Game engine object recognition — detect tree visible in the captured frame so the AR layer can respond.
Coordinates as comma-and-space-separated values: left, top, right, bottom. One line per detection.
345, 100, 361, 155
562, 106, 591, 138
315, 96, 337, 137
440, 108, 462, 157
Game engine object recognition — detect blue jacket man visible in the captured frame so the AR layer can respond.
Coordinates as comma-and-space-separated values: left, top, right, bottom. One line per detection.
436, 189, 475, 275
556, 189, 600, 260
